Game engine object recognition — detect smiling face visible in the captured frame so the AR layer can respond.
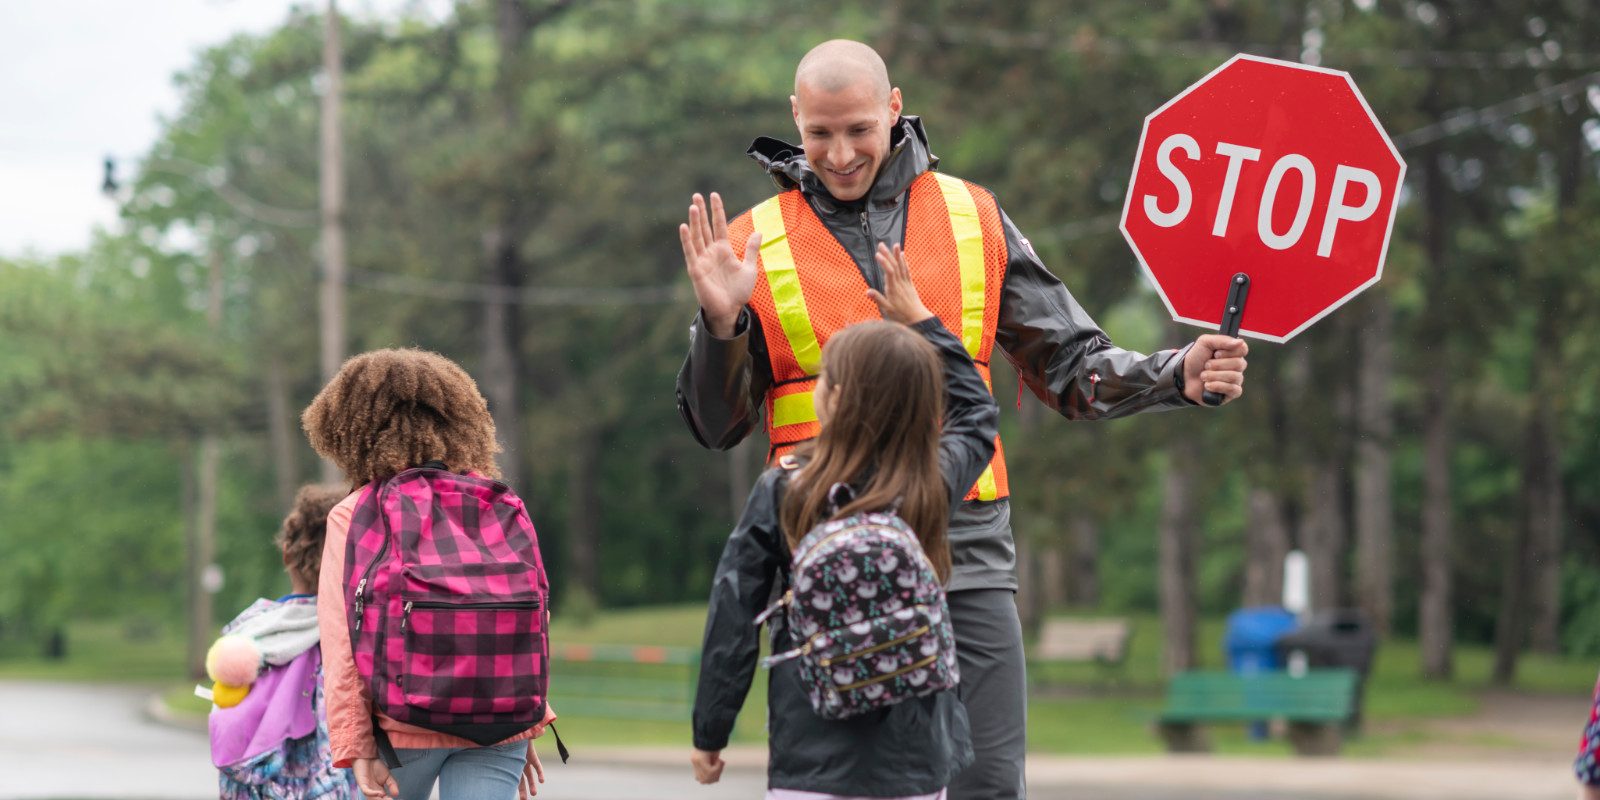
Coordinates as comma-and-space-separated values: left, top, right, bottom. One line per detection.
791, 74, 902, 202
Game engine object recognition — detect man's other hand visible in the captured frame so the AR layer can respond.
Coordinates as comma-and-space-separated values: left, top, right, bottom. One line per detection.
1182, 334, 1248, 405
680, 192, 760, 339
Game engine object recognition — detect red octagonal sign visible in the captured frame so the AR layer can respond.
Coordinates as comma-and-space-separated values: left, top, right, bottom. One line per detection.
1120, 54, 1405, 342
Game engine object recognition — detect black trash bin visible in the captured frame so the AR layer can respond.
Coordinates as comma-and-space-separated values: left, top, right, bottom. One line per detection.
1274, 609, 1376, 733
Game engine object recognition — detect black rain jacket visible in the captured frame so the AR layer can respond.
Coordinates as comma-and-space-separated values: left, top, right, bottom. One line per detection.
676, 115, 1196, 592
693, 319, 995, 795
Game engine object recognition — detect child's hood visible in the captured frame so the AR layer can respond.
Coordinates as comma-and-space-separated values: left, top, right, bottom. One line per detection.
221, 596, 321, 665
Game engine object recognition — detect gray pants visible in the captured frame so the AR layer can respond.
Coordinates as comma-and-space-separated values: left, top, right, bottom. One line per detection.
945, 588, 1027, 800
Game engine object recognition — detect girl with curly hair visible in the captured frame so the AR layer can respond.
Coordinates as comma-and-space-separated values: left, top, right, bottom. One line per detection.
303, 348, 554, 800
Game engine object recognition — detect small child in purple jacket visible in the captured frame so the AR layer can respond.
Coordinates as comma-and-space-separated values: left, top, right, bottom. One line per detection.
209, 485, 356, 800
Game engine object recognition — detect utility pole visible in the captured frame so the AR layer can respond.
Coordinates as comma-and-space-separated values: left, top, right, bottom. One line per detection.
188, 246, 224, 678
319, 0, 346, 484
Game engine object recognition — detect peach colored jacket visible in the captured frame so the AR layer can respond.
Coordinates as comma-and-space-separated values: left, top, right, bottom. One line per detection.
318, 488, 555, 768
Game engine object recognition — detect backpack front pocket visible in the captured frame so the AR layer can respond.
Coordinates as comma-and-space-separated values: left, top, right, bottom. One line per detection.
399, 597, 547, 719
799, 603, 955, 719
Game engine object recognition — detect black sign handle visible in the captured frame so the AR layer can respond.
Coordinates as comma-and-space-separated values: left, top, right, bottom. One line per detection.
1202, 273, 1250, 407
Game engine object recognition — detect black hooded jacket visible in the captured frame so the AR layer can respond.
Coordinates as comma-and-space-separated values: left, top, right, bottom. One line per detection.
676, 115, 1196, 592
693, 318, 995, 795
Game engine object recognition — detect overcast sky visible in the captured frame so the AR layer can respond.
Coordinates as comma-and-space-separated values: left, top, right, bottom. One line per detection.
0, 0, 451, 257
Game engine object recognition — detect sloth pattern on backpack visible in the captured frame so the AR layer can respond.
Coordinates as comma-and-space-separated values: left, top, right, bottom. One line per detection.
758, 503, 958, 720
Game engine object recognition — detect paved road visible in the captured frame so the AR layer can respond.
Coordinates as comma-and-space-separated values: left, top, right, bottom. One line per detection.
0, 681, 766, 800
0, 681, 1571, 800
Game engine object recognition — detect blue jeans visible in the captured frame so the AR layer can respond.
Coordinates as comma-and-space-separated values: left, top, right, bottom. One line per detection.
390, 741, 526, 800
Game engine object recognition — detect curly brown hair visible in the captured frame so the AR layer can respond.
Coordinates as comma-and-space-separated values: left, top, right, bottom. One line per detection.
275, 483, 347, 588
301, 348, 501, 487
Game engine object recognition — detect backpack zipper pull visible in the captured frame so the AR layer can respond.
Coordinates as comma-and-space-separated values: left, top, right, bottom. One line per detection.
401, 601, 413, 632
353, 578, 368, 629
753, 590, 793, 626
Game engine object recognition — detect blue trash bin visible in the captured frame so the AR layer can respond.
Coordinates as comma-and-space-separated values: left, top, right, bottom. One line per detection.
1223, 606, 1299, 740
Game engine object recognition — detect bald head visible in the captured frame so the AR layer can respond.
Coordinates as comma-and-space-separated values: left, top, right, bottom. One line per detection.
795, 39, 891, 103
790, 39, 902, 202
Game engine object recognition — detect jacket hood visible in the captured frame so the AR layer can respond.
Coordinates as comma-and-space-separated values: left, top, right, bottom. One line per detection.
746, 115, 939, 212
220, 595, 321, 666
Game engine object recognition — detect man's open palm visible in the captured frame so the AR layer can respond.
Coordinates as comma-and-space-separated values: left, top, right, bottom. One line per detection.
680, 192, 760, 339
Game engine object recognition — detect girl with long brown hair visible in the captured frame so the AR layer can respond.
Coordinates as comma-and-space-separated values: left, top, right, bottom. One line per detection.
690, 243, 999, 800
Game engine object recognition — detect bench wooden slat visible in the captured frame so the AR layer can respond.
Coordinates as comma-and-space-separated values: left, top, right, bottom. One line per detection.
1033, 619, 1131, 662
1160, 669, 1357, 723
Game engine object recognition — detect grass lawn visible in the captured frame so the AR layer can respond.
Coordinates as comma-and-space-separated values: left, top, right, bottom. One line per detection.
5, 605, 1593, 756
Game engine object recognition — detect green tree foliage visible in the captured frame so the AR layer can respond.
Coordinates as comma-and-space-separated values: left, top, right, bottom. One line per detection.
3, 1, 1598, 675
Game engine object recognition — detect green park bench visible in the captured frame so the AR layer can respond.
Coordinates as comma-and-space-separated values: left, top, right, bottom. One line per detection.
1157, 668, 1358, 756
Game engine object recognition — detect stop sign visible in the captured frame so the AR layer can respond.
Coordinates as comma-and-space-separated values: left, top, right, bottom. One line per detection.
1119, 54, 1405, 342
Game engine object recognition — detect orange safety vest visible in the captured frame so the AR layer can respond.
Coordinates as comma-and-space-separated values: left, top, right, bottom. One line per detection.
728, 170, 1010, 502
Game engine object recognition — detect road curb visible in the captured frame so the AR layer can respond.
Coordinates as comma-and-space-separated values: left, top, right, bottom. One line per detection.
145, 690, 208, 734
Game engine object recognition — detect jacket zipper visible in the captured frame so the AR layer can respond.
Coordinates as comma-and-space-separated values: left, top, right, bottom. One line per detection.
860, 211, 879, 288
833, 652, 942, 693
401, 598, 542, 632
818, 625, 930, 668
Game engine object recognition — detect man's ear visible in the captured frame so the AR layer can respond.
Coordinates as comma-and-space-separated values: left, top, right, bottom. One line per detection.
791, 95, 802, 130
888, 87, 903, 123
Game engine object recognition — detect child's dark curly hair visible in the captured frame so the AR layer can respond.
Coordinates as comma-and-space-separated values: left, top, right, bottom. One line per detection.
301, 348, 502, 487
275, 483, 346, 587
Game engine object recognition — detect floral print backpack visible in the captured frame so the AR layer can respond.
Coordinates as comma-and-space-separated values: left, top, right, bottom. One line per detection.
757, 483, 959, 720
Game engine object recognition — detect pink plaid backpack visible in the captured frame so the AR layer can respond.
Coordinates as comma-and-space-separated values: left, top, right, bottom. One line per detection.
343, 461, 551, 751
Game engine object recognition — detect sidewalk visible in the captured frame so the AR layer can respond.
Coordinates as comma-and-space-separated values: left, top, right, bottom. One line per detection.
580, 746, 1578, 800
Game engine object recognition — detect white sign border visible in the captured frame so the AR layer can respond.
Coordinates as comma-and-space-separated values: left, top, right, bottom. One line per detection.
1117, 53, 1409, 343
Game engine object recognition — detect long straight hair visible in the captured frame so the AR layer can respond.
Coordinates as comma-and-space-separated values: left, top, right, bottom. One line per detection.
779, 321, 951, 583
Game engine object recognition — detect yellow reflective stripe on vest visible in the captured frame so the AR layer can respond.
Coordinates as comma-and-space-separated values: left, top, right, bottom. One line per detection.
974, 376, 998, 500
772, 390, 818, 428
931, 173, 987, 360
752, 197, 823, 375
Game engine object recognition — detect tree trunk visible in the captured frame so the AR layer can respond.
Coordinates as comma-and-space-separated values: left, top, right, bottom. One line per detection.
1419, 364, 1454, 679
1354, 295, 1395, 637
482, 230, 522, 492
1492, 503, 1529, 686
1160, 438, 1200, 676
1527, 393, 1564, 654
1068, 514, 1098, 608
1526, 89, 1586, 654
566, 426, 600, 603
1417, 98, 1454, 679
1041, 542, 1067, 611
266, 355, 298, 512
1302, 461, 1346, 613
1244, 486, 1290, 607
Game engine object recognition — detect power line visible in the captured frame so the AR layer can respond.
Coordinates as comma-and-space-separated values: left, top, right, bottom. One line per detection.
132, 156, 322, 228
895, 22, 1600, 71
345, 267, 690, 306
590, 1, 1600, 73
1393, 71, 1600, 149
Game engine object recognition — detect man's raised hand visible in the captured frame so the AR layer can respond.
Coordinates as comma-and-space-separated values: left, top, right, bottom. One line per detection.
867, 243, 935, 326
680, 192, 760, 339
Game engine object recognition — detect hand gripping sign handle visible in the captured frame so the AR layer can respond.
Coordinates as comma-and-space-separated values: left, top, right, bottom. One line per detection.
1202, 273, 1250, 407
